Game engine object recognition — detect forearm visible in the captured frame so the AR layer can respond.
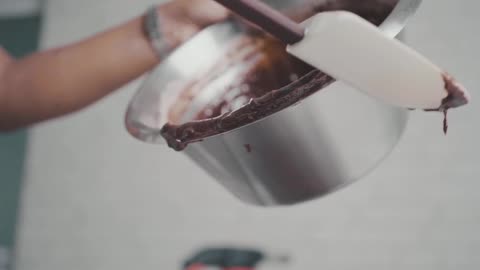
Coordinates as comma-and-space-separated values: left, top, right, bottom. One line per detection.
0, 15, 158, 131
0, 0, 228, 131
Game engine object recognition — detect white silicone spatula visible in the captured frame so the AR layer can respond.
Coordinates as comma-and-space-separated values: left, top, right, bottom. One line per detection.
213, 0, 470, 110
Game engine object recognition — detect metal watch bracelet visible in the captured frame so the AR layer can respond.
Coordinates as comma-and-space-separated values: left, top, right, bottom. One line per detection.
144, 5, 171, 59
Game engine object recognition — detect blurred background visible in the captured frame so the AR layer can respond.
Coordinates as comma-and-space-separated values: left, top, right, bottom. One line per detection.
0, 0, 479, 269
0, 1, 42, 270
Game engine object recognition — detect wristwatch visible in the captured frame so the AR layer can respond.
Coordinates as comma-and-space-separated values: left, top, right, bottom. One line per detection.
144, 5, 172, 59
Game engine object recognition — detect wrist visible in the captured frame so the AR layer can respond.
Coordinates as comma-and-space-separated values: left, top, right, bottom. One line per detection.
143, 5, 175, 59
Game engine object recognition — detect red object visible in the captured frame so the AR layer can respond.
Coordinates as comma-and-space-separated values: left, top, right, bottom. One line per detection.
186, 264, 207, 270
187, 265, 254, 270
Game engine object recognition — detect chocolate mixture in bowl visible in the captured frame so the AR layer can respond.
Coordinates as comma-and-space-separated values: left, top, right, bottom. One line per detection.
161, 1, 396, 151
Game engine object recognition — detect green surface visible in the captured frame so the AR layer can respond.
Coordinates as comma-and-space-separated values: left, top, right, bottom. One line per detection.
0, 15, 41, 264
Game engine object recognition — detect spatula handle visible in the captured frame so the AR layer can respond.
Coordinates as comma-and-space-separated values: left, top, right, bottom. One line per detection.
213, 0, 305, 44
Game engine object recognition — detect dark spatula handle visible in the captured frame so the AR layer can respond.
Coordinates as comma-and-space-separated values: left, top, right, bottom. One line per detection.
213, 0, 305, 44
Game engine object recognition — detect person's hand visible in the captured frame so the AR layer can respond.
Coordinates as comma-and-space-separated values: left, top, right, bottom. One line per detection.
177, 0, 229, 28
157, 0, 229, 48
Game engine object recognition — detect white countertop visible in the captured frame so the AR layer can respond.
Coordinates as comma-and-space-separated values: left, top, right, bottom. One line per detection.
13, 0, 480, 269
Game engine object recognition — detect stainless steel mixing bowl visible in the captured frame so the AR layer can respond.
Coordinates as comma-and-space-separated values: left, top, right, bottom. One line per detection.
125, 0, 422, 206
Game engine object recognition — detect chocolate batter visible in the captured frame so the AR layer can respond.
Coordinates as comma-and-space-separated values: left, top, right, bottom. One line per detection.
161, 1, 396, 151
440, 73, 469, 110
440, 73, 469, 134
423, 73, 469, 134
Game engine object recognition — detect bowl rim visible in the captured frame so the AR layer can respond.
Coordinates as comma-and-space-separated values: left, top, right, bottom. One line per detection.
125, 0, 422, 145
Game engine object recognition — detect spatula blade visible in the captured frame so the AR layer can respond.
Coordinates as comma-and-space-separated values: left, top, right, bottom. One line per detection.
287, 11, 470, 110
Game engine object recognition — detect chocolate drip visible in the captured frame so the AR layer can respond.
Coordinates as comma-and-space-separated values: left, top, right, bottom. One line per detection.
424, 73, 469, 134
443, 110, 448, 135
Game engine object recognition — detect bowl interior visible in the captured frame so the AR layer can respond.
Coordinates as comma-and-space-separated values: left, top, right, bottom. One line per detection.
125, 0, 417, 145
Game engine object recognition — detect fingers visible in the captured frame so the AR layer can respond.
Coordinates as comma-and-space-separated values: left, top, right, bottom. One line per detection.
185, 0, 229, 28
